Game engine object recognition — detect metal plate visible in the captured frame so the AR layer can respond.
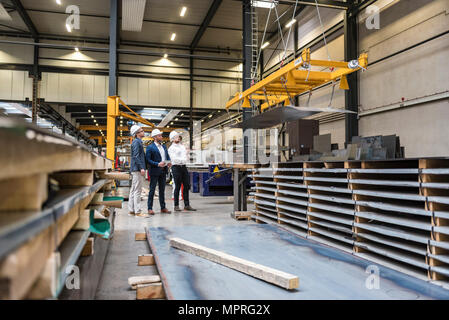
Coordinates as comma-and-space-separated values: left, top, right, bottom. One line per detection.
230, 106, 355, 129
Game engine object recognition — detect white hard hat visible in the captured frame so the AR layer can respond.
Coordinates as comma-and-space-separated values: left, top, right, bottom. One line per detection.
151, 128, 162, 137
130, 124, 142, 136
169, 131, 180, 141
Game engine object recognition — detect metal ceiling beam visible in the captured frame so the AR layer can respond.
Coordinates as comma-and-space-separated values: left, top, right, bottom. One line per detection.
0, 30, 242, 53
10, 0, 38, 41
24, 7, 257, 33
190, 0, 223, 50
237, 0, 349, 10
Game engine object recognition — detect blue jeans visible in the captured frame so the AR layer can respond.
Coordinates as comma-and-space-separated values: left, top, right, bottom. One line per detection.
148, 174, 166, 210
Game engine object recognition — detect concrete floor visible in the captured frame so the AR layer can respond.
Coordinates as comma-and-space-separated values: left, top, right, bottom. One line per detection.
95, 186, 249, 299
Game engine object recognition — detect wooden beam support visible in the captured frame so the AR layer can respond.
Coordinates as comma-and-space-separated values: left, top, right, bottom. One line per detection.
138, 254, 155, 266
169, 237, 299, 290
135, 233, 147, 241
136, 282, 165, 299
81, 237, 95, 257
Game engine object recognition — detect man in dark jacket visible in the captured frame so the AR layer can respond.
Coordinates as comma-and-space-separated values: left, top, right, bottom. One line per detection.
128, 125, 148, 217
146, 129, 172, 215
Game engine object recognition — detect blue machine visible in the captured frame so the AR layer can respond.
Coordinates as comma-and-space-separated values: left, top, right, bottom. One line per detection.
199, 165, 233, 196
189, 172, 200, 193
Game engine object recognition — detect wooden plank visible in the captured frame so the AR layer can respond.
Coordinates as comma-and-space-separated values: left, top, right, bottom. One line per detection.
0, 122, 112, 181
26, 252, 61, 299
128, 275, 161, 289
0, 173, 48, 211
81, 237, 94, 257
169, 237, 299, 290
138, 254, 155, 266
135, 233, 147, 241
98, 171, 130, 180
50, 171, 94, 187
56, 202, 81, 246
136, 282, 165, 299
72, 209, 90, 231
0, 225, 55, 300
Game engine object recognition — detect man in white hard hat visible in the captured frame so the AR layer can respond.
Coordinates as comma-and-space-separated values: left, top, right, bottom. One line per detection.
168, 131, 196, 212
128, 124, 148, 217
145, 128, 172, 215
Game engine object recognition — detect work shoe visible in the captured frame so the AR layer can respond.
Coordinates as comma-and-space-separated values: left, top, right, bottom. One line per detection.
174, 206, 182, 212
184, 206, 197, 211
128, 211, 135, 216
161, 208, 172, 214
136, 212, 150, 218
148, 210, 155, 215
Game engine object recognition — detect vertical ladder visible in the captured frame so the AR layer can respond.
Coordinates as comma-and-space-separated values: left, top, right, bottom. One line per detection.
250, 1, 259, 83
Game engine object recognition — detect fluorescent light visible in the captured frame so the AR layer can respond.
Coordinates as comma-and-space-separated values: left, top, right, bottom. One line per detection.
74, 47, 79, 52
88, 109, 92, 113
285, 19, 296, 28
96, 123, 99, 126
261, 41, 269, 49
170, 33, 176, 41
163, 53, 168, 58
208, 114, 212, 118
167, 126, 170, 128
171, 122, 174, 125
175, 118, 178, 121
56, 0, 62, 5
180, 113, 184, 116
91, 115, 94, 118
94, 119, 96, 122
253, 1, 277, 9
180, 6, 187, 17
66, 24, 71, 32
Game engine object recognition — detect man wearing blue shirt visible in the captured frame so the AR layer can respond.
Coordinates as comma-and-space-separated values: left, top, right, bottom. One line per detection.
128, 125, 148, 217
146, 129, 172, 215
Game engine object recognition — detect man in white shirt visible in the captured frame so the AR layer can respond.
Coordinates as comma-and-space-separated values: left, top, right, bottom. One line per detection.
168, 131, 196, 212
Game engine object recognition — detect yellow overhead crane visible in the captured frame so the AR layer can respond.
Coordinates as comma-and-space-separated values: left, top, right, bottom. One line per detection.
225, 48, 368, 111
105, 96, 174, 161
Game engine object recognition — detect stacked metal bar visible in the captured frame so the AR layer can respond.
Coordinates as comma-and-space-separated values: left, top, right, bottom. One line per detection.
251, 159, 449, 286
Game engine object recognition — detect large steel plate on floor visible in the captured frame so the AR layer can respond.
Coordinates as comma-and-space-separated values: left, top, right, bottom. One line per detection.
230, 106, 355, 129
147, 224, 449, 300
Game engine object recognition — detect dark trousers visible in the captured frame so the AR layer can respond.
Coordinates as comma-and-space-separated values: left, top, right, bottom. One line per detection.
148, 174, 166, 210
172, 165, 190, 207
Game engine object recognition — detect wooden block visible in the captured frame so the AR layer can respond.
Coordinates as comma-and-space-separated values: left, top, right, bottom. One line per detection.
98, 171, 130, 180
81, 237, 94, 257
136, 283, 165, 299
135, 233, 147, 241
169, 237, 299, 290
128, 275, 161, 289
56, 202, 81, 246
26, 251, 61, 299
138, 254, 155, 266
72, 209, 90, 231
0, 225, 55, 300
91, 193, 104, 204
50, 171, 94, 187
0, 173, 48, 211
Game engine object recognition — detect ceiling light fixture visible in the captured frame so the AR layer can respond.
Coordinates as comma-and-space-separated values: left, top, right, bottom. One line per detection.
74, 47, 79, 52
253, 1, 277, 9
88, 109, 92, 113
170, 33, 176, 41
180, 6, 187, 17
163, 53, 168, 58
261, 42, 270, 49
91, 115, 94, 118
56, 0, 62, 5
285, 19, 296, 28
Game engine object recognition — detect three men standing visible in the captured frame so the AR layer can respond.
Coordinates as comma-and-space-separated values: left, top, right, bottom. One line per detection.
168, 131, 196, 212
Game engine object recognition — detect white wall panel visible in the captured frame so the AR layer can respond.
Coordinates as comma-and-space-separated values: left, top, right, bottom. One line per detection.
149, 79, 160, 105
138, 78, 149, 105
159, 79, 170, 106
82, 75, 94, 104
93, 76, 107, 104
